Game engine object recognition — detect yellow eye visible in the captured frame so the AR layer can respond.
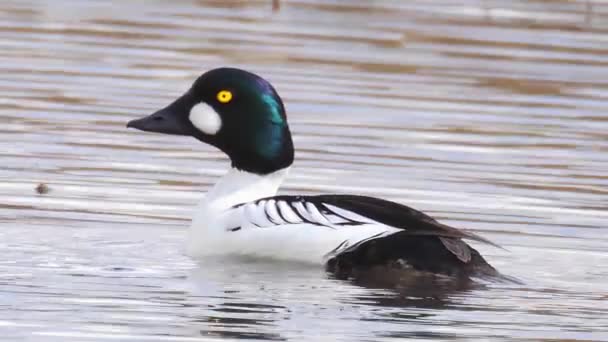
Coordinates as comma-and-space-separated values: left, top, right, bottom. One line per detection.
217, 90, 232, 103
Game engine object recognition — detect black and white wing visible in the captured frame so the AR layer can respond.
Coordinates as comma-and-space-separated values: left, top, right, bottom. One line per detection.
233, 196, 377, 229
228, 194, 499, 263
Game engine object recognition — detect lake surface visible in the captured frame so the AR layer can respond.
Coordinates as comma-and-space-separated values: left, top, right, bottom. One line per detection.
1, 0, 608, 340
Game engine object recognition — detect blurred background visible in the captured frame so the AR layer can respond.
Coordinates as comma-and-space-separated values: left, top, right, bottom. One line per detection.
1, 0, 607, 341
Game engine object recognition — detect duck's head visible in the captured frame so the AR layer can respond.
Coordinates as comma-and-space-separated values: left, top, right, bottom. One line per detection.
127, 68, 294, 175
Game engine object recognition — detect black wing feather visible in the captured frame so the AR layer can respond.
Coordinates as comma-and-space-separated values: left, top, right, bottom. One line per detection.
310, 194, 501, 249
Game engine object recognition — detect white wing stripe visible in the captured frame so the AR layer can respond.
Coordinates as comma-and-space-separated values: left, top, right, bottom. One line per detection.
293, 202, 316, 224
305, 202, 333, 226
277, 201, 301, 224
265, 199, 284, 224
323, 204, 375, 224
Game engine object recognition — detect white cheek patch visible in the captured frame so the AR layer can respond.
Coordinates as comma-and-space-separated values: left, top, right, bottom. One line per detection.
189, 102, 222, 135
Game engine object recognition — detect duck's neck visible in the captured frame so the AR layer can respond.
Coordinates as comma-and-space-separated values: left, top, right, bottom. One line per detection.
203, 167, 290, 209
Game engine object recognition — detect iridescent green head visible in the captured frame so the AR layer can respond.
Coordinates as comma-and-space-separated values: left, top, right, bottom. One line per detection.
127, 68, 294, 174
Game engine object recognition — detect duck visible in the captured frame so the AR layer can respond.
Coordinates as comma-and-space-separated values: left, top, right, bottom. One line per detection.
127, 67, 501, 280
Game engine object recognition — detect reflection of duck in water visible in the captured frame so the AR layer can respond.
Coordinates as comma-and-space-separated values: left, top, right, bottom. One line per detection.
187, 259, 478, 341
128, 68, 503, 281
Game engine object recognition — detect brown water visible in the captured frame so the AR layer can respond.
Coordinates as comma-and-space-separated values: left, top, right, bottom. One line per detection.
1, 0, 608, 341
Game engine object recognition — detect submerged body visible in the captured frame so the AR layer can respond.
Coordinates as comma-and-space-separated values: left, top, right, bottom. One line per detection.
127, 67, 501, 279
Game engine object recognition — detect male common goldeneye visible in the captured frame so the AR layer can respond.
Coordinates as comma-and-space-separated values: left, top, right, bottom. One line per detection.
127, 68, 500, 279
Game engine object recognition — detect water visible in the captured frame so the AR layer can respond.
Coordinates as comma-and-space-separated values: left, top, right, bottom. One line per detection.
1, 0, 608, 340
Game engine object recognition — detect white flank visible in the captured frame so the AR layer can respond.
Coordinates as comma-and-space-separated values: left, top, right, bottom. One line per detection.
186, 167, 399, 264
189, 102, 222, 135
